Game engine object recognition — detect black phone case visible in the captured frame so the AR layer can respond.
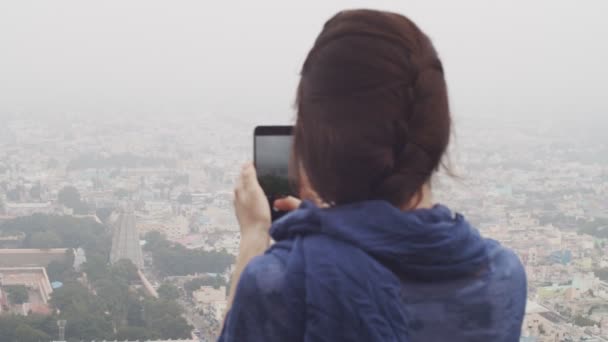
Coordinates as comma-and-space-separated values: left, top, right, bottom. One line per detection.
254, 125, 294, 222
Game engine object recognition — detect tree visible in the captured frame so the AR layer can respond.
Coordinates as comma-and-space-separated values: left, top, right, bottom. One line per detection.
95, 277, 130, 326
157, 283, 180, 301
0, 197, 5, 215
143, 231, 169, 251
1, 214, 111, 262
49, 282, 114, 340
184, 275, 227, 296
143, 299, 192, 339
573, 314, 596, 327
115, 326, 156, 340
72, 200, 91, 215
50, 282, 98, 313
82, 256, 110, 283
47, 255, 76, 283
111, 259, 139, 282
0, 315, 56, 341
96, 207, 115, 223
144, 232, 233, 277
5, 285, 29, 304
58, 186, 81, 209
14, 324, 50, 342
62, 311, 114, 341
126, 296, 145, 327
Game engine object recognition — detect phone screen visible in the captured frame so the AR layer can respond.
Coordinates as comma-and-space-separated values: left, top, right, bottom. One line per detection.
254, 126, 294, 221
255, 134, 293, 197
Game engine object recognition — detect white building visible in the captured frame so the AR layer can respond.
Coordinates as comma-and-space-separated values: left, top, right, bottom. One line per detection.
4, 202, 53, 216
193, 285, 227, 322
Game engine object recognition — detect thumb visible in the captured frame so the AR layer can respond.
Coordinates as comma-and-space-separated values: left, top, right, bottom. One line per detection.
241, 163, 258, 189
274, 196, 302, 212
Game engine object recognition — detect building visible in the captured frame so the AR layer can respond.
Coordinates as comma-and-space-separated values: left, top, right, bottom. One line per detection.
193, 285, 227, 322
110, 204, 144, 269
0, 248, 70, 268
521, 300, 572, 341
0, 267, 53, 315
4, 202, 53, 216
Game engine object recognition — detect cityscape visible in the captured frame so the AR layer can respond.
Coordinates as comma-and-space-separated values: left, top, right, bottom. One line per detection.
0, 1, 607, 340
0, 112, 606, 342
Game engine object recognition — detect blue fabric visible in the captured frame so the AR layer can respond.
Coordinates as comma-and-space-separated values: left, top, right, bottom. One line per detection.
219, 201, 527, 341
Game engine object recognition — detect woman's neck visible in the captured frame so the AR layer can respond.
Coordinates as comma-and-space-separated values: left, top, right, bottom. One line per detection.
403, 183, 434, 211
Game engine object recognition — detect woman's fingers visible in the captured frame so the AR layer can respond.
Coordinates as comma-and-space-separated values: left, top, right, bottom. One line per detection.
241, 162, 258, 190
233, 162, 272, 233
274, 196, 302, 212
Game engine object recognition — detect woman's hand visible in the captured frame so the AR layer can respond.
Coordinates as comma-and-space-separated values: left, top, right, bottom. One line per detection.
234, 162, 272, 241
227, 163, 274, 315
274, 196, 302, 212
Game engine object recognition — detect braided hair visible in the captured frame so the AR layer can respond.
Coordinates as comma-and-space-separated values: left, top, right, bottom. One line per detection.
292, 9, 450, 208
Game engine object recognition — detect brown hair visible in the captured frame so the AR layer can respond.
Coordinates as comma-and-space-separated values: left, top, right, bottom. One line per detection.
292, 9, 450, 208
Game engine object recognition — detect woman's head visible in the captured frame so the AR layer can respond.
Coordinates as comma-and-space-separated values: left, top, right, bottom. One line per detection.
292, 9, 450, 208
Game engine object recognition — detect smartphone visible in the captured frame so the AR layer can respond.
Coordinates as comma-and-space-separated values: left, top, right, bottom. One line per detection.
254, 125, 294, 221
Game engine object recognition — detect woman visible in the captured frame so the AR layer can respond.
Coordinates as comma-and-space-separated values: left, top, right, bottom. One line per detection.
220, 9, 526, 342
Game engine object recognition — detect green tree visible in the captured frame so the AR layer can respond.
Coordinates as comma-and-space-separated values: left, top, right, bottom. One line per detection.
14, 324, 50, 342
184, 275, 226, 296
50, 282, 114, 340
58, 186, 81, 209
0, 309, 57, 340
1, 214, 111, 262
63, 311, 114, 341
72, 200, 91, 215
95, 277, 129, 326
145, 233, 233, 277
157, 283, 180, 301
111, 259, 139, 282
143, 299, 192, 339
573, 314, 596, 327
126, 296, 145, 327
115, 326, 156, 340
143, 231, 169, 250
96, 207, 114, 223
82, 256, 110, 283
50, 282, 98, 313
0, 316, 20, 341
6, 285, 29, 304
47, 258, 75, 283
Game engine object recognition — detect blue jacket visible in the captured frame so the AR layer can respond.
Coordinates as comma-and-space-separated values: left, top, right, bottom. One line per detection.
219, 201, 527, 341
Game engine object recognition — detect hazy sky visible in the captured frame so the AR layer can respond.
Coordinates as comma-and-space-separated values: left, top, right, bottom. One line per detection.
0, 0, 606, 122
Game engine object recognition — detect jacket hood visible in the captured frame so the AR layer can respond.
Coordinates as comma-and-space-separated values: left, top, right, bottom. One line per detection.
270, 200, 489, 281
